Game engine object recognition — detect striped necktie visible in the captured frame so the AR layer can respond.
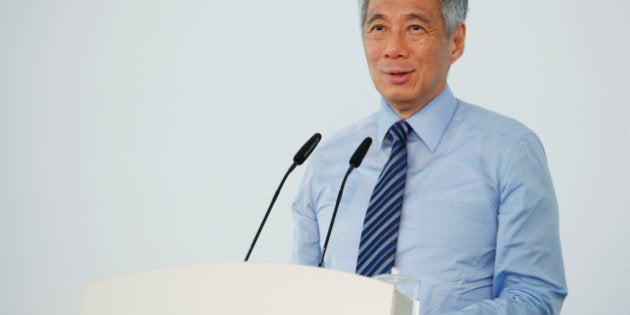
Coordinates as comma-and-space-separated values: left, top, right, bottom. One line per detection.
356, 120, 411, 277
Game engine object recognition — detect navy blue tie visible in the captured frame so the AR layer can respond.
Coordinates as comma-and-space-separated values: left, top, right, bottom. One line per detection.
356, 120, 411, 277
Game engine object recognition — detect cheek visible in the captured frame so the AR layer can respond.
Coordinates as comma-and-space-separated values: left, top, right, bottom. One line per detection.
412, 44, 437, 60
363, 42, 382, 63
365, 50, 378, 67
413, 48, 448, 74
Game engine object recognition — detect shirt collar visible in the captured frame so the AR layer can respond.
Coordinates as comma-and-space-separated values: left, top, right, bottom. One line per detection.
377, 85, 458, 152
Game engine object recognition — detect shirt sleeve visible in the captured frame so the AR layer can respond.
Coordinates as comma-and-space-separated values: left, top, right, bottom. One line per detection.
290, 158, 322, 266
446, 133, 568, 314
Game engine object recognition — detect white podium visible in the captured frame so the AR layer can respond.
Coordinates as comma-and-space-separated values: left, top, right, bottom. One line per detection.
80, 262, 413, 315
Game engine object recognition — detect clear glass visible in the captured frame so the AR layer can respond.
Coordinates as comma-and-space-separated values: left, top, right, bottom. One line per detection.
374, 268, 421, 315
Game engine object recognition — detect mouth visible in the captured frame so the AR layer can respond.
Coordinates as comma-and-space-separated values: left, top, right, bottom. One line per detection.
385, 70, 414, 84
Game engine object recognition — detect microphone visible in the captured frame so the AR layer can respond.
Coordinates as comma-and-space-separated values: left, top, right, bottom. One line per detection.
319, 137, 372, 267
244, 133, 322, 262
349, 136, 372, 168
294, 133, 320, 165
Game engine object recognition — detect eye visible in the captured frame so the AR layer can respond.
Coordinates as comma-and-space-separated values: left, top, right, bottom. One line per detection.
371, 25, 385, 32
410, 24, 424, 32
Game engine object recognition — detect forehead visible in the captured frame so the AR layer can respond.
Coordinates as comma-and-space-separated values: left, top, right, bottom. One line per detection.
365, 0, 442, 19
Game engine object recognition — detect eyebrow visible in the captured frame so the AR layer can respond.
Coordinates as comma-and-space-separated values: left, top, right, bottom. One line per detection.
365, 12, 432, 25
406, 13, 431, 24
366, 13, 385, 25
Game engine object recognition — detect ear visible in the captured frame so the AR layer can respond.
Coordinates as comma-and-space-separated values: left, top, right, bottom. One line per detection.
449, 23, 466, 65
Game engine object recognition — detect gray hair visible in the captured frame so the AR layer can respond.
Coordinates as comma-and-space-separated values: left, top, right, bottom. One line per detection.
359, 0, 468, 35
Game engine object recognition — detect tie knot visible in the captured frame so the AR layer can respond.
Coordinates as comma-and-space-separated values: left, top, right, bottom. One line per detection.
388, 120, 411, 144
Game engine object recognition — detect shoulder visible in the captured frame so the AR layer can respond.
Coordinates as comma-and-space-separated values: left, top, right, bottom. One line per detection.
448, 100, 549, 173
452, 100, 534, 141
452, 100, 551, 178
310, 112, 380, 167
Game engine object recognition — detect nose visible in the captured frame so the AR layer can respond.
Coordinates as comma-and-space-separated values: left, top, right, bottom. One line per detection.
383, 32, 409, 59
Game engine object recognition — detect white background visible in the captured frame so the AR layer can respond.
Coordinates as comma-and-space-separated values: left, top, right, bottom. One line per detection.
1, 0, 629, 314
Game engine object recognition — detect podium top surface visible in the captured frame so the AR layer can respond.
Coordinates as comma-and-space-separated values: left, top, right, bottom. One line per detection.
80, 262, 412, 315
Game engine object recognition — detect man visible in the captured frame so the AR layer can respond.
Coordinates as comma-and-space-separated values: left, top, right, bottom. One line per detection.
291, 0, 567, 313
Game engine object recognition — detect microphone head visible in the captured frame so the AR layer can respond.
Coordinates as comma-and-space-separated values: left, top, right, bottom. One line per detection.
293, 133, 322, 165
349, 137, 372, 168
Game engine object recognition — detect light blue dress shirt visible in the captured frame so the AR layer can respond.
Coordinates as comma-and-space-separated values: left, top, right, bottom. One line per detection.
291, 86, 567, 314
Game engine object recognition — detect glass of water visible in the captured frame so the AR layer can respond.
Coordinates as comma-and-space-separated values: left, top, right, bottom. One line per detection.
374, 268, 421, 315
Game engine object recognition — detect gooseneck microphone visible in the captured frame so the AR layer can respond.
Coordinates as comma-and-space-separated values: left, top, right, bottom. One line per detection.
244, 133, 322, 262
319, 137, 372, 267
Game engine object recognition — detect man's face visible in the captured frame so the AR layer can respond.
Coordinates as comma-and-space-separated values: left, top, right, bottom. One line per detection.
363, 0, 465, 118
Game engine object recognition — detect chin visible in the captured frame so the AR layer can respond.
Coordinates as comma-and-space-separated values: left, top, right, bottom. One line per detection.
382, 91, 417, 106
